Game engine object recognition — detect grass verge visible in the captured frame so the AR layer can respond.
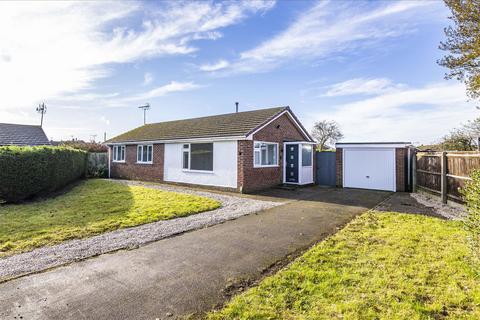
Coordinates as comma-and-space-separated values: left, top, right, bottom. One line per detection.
208, 211, 480, 319
0, 179, 220, 256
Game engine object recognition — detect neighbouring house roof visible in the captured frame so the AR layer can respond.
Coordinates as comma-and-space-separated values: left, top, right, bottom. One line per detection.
0, 123, 51, 146
107, 106, 313, 143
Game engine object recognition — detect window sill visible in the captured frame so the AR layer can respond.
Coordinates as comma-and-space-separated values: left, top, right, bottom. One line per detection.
136, 161, 153, 165
254, 164, 279, 168
112, 160, 125, 163
182, 169, 214, 174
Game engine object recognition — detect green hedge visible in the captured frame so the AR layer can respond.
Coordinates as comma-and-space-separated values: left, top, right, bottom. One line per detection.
462, 169, 480, 265
0, 146, 87, 203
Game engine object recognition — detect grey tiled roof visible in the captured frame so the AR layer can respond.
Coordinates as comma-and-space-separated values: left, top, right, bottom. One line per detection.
107, 106, 301, 143
0, 123, 51, 146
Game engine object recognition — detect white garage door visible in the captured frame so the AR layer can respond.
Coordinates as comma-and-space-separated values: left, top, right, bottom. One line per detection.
344, 148, 395, 191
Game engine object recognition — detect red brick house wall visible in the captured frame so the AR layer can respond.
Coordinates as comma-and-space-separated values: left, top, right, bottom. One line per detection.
237, 113, 309, 193
110, 144, 164, 182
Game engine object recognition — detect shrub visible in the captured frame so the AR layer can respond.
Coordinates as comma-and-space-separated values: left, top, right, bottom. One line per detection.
462, 169, 480, 264
86, 152, 108, 178
87, 164, 108, 178
0, 146, 87, 203
59, 140, 108, 153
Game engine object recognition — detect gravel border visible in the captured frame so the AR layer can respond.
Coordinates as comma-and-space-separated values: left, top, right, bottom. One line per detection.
0, 180, 282, 282
410, 192, 467, 220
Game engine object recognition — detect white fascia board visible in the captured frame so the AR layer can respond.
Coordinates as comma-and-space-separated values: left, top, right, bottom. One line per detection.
106, 135, 246, 146
336, 143, 411, 148
246, 110, 313, 142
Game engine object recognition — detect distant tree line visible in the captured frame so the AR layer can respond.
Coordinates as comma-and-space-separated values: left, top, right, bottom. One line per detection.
52, 140, 108, 153
419, 117, 480, 151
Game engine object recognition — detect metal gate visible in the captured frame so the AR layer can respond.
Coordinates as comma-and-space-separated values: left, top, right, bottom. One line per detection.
316, 152, 336, 186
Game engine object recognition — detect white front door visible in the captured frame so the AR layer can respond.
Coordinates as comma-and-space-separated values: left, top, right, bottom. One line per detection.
343, 148, 395, 191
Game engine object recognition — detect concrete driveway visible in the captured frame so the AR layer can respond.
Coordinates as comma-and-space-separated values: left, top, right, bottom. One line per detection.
0, 186, 389, 320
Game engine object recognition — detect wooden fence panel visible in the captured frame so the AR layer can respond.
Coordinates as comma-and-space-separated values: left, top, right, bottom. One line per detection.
448, 154, 480, 177
414, 151, 480, 203
416, 153, 441, 192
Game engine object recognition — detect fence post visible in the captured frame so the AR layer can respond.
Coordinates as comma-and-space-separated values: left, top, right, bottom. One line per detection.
441, 151, 447, 204
412, 150, 417, 193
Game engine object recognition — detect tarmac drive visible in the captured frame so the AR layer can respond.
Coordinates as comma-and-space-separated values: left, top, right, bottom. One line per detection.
0, 186, 389, 320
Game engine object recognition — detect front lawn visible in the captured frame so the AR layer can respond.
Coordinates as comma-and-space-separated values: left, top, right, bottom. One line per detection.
0, 180, 220, 256
209, 211, 480, 319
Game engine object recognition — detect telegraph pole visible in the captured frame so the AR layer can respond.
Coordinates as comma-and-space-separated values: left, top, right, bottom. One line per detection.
36, 103, 47, 127
138, 103, 150, 125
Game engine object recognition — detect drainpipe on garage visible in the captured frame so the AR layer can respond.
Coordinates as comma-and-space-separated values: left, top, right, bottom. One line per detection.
108, 146, 111, 178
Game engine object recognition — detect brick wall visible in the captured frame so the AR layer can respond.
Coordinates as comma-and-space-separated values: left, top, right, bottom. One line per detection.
395, 148, 407, 192
336, 148, 343, 187
110, 144, 164, 182
238, 113, 308, 193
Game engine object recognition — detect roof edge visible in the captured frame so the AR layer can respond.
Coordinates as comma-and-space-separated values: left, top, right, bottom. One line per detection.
245, 106, 314, 142
105, 135, 247, 145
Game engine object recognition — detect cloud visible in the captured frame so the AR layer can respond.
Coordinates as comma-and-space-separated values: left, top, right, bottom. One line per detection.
199, 60, 230, 72
209, 0, 440, 74
143, 73, 154, 86
100, 116, 111, 126
0, 1, 275, 115
322, 78, 405, 97
51, 81, 202, 109
306, 82, 478, 144
124, 81, 202, 102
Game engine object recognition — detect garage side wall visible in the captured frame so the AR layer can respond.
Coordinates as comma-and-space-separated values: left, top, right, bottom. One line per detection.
395, 148, 407, 192
336, 148, 343, 187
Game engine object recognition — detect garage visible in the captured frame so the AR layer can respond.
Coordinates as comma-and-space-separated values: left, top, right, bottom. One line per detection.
335, 142, 413, 192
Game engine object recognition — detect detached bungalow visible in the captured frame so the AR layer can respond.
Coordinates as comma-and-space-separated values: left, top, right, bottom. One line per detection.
106, 106, 315, 192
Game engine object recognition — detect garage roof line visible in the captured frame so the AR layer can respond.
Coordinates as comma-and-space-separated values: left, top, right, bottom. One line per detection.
336, 142, 413, 148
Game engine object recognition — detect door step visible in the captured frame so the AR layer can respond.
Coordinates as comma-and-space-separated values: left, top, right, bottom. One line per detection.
277, 184, 299, 191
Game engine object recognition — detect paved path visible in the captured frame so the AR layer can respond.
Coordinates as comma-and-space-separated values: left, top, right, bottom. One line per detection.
0, 187, 389, 320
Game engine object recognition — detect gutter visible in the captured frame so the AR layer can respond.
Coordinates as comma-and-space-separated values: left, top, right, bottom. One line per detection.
105, 135, 247, 146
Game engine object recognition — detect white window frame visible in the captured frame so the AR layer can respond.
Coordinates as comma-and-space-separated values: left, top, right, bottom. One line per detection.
182, 143, 214, 173
301, 144, 313, 167
137, 144, 153, 164
253, 141, 279, 168
182, 144, 190, 170
112, 145, 125, 163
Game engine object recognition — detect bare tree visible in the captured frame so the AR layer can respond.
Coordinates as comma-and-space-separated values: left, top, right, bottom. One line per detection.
311, 120, 344, 151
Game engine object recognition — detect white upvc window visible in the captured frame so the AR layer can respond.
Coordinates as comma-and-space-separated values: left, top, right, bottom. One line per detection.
137, 145, 153, 164
254, 141, 278, 167
302, 144, 313, 167
182, 143, 214, 172
112, 145, 125, 162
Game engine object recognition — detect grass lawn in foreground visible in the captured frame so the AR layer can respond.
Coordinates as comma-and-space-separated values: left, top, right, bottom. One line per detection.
0, 179, 220, 256
209, 211, 480, 319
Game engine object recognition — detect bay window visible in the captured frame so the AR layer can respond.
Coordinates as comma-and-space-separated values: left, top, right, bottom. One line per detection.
254, 142, 278, 167
112, 145, 125, 162
137, 145, 153, 163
